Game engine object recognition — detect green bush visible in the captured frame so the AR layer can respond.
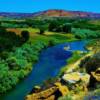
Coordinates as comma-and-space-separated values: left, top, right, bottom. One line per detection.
58, 94, 73, 100
80, 53, 100, 74
72, 28, 100, 39
0, 39, 51, 94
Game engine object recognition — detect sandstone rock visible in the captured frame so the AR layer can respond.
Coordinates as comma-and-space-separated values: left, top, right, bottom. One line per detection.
54, 82, 69, 96
26, 82, 69, 100
62, 72, 90, 85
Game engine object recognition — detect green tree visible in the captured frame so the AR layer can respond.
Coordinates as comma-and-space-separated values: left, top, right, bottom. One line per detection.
39, 27, 45, 34
62, 23, 72, 33
21, 30, 29, 42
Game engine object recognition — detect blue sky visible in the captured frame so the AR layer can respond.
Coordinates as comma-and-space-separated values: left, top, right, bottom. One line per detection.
0, 0, 100, 13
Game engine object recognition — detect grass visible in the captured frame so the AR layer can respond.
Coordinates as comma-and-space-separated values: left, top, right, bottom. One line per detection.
7, 28, 39, 36
6, 28, 81, 76
59, 51, 87, 76
7, 28, 78, 44
67, 51, 85, 64
46, 32, 77, 43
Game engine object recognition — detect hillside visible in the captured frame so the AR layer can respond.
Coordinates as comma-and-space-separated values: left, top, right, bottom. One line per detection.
0, 9, 100, 19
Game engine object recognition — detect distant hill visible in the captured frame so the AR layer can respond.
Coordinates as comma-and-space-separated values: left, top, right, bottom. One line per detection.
0, 9, 100, 19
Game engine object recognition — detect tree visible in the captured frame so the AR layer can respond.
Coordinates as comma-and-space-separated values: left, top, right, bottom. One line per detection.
48, 21, 60, 32
0, 27, 6, 36
21, 31, 29, 42
62, 23, 72, 33
25, 19, 33, 27
0, 29, 21, 51
39, 27, 45, 34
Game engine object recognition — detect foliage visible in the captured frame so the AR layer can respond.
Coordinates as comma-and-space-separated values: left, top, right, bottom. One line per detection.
58, 94, 73, 100
72, 28, 100, 39
0, 28, 31, 52
0, 28, 21, 51
84, 89, 100, 100
39, 27, 45, 34
0, 39, 51, 94
1, 17, 100, 95
67, 51, 84, 64
21, 30, 29, 42
73, 19, 100, 31
80, 53, 100, 74
0, 29, 63, 94
62, 23, 72, 33
49, 21, 72, 33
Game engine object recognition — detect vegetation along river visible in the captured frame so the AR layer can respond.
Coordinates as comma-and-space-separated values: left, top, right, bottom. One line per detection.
0, 41, 87, 100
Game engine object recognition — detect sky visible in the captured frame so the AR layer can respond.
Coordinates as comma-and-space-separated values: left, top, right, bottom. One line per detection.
0, 0, 100, 13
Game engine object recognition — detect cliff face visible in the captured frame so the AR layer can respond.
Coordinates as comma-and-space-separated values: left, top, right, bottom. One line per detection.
0, 9, 100, 18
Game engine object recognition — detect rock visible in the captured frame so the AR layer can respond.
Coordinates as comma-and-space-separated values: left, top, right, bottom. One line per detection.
26, 86, 58, 100
25, 82, 69, 100
91, 68, 100, 82
54, 82, 69, 96
62, 72, 90, 85
45, 95, 55, 100
30, 86, 41, 94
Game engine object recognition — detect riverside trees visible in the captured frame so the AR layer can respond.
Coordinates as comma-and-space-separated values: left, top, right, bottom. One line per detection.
0, 40, 50, 94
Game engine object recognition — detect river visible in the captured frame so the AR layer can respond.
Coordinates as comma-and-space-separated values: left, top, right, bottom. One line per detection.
0, 41, 87, 100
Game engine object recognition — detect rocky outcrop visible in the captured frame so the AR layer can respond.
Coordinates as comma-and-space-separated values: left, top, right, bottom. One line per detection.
26, 86, 58, 100
89, 68, 100, 88
62, 72, 90, 85
91, 68, 100, 82
25, 82, 69, 100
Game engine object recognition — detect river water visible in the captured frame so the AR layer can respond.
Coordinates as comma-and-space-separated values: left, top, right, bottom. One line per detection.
0, 41, 87, 100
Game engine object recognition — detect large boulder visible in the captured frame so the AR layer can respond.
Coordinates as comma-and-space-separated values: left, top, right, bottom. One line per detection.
62, 72, 90, 85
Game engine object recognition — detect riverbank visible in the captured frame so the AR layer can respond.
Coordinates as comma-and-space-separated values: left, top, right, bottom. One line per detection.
0, 28, 93, 100
57, 42, 97, 100
0, 30, 79, 100
24, 40, 90, 100
25, 50, 93, 100
59, 51, 94, 76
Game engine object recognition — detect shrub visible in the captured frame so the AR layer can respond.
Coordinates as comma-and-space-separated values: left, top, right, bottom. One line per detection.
80, 53, 100, 74
62, 23, 72, 33
58, 94, 73, 100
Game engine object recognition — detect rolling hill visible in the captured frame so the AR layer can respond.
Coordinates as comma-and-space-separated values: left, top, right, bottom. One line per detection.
0, 9, 100, 19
